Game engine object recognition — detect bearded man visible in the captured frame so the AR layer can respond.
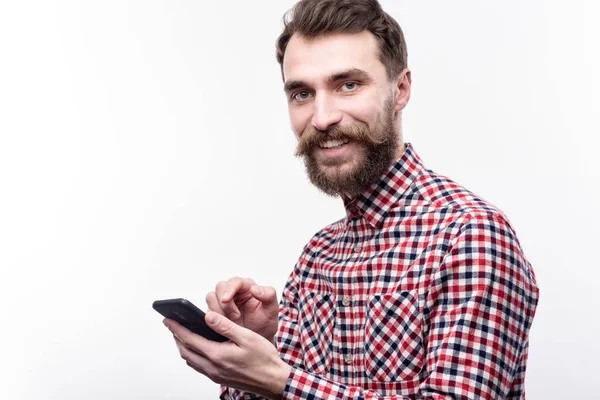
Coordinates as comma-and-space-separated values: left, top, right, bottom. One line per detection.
163, 1, 539, 398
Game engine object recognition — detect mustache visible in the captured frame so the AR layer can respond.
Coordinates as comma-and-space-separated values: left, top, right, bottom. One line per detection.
295, 123, 385, 157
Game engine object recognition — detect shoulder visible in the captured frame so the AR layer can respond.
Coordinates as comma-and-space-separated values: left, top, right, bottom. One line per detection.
406, 167, 527, 238
391, 167, 534, 274
414, 168, 506, 220
424, 176, 539, 299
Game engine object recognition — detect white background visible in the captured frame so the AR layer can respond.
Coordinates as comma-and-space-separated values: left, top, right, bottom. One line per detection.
1, 1, 598, 399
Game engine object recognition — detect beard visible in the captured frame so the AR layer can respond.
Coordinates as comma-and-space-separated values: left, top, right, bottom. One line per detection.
295, 97, 399, 198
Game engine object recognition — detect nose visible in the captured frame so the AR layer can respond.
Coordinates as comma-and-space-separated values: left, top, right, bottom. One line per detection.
311, 93, 343, 131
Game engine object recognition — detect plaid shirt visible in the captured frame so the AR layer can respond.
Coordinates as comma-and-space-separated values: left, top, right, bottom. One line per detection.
222, 143, 539, 399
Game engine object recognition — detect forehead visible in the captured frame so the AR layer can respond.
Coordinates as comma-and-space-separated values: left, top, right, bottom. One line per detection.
282, 31, 386, 84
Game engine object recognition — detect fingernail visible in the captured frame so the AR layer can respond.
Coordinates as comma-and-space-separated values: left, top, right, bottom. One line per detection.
205, 313, 219, 325
258, 286, 264, 296
222, 292, 230, 301
163, 319, 170, 328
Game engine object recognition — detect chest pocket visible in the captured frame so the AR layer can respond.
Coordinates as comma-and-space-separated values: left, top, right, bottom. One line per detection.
364, 290, 425, 382
298, 292, 335, 375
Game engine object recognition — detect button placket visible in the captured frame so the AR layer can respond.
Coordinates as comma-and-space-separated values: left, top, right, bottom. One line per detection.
339, 294, 354, 372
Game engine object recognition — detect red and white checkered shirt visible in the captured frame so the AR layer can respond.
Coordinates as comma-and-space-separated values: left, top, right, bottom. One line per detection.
222, 143, 539, 399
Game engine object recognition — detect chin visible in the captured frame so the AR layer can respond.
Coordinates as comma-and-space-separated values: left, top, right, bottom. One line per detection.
319, 158, 361, 178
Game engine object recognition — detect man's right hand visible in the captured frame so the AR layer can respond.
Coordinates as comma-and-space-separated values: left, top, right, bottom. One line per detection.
205, 277, 279, 343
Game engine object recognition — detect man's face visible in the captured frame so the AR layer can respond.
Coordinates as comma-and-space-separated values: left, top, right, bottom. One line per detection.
282, 31, 410, 197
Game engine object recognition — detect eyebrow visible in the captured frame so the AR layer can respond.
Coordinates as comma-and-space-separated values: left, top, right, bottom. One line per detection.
283, 68, 373, 94
283, 80, 306, 94
328, 68, 372, 84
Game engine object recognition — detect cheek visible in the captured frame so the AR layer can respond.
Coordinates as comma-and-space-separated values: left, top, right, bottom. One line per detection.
341, 96, 383, 128
288, 107, 310, 138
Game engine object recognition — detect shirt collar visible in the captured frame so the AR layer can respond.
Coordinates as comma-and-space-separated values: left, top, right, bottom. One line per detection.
343, 142, 424, 229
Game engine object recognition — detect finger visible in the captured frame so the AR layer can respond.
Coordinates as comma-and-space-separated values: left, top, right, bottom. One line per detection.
214, 280, 241, 319
249, 285, 278, 306
205, 291, 226, 316
250, 286, 279, 325
205, 310, 248, 345
164, 318, 210, 357
215, 278, 238, 303
215, 281, 227, 299
220, 277, 255, 303
219, 277, 256, 320
173, 335, 212, 372
186, 361, 221, 385
186, 360, 206, 375
187, 360, 203, 373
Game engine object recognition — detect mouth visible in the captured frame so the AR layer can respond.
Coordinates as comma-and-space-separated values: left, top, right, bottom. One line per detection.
318, 139, 350, 149
312, 139, 355, 164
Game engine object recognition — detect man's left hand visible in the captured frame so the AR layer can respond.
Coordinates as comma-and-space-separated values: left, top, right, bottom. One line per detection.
163, 311, 291, 400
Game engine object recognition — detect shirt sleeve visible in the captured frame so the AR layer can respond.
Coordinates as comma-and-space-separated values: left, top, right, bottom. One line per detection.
219, 260, 306, 400
281, 214, 539, 399
219, 386, 267, 400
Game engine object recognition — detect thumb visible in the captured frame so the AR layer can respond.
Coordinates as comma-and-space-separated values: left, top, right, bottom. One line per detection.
250, 285, 278, 305
205, 311, 247, 343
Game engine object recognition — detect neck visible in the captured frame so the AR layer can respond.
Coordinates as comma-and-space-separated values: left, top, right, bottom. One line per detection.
340, 141, 407, 202
395, 141, 407, 161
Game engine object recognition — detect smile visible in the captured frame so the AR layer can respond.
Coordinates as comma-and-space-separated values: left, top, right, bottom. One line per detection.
319, 139, 350, 149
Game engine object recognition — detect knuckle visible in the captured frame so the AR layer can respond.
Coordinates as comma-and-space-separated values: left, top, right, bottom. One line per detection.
179, 338, 188, 349
186, 361, 199, 372
219, 321, 233, 335
205, 346, 218, 361
206, 369, 221, 383
202, 347, 214, 361
205, 291, 215, 303
215, 359, 231, 374
227, 277, 241, 290
177, 344, 187, 359
177, 335, 191, 350
209, 351, 228, 371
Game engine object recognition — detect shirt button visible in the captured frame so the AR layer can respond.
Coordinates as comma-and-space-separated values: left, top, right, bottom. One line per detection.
353, 243, 362, 253
342, 296, 351, 306
344, 354, 353, 364
348, 205, 358, 214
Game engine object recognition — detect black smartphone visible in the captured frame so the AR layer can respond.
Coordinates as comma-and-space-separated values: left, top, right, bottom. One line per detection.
153, 298, 228, 342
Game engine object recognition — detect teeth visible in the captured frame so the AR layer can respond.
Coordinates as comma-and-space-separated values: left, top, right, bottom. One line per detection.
319, 139, 349, 149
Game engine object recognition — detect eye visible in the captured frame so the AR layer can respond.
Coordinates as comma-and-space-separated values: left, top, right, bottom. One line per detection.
340, 82, 359, 92
292, 91, 312, 102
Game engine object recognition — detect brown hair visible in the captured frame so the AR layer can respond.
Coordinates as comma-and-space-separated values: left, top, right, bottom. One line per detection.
275, 0, 408, 81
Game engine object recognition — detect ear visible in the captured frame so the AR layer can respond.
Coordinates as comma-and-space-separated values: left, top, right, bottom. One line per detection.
393, 68, 411, 112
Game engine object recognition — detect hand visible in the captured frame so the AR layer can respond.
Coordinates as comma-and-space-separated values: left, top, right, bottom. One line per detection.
206, 277, 279, 341
164, 312, 291, 399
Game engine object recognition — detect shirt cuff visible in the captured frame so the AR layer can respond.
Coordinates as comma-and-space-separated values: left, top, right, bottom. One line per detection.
282, 366, 348, 399
220, 386, 267, 400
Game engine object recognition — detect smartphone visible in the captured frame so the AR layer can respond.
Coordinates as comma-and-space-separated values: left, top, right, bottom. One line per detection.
153, 298, 229, 342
